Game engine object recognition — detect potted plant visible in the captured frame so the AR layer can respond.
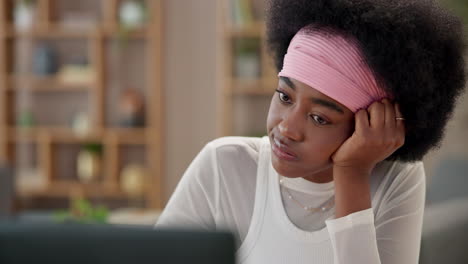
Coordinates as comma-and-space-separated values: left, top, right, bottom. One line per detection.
54, 198, 108, 224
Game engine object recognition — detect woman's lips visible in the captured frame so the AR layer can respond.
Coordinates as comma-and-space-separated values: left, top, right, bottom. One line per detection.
272, 137, 299, 161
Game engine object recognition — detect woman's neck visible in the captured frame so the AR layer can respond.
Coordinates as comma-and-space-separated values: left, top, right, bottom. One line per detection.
302, 166, 334, 183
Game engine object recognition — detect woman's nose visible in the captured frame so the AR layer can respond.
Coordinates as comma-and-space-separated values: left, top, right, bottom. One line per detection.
278, 109, 304, 142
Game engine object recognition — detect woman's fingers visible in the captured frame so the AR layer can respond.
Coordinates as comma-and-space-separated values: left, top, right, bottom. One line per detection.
368, 101, 385, 129
395, 103, 406, 147
382, 99, 395, 129
355, 109, 370, 134
395, 103, 404, 128
336, 100, 405, 168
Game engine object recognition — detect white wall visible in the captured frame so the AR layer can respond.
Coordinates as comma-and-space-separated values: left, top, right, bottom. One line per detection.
162, 0, 221, 203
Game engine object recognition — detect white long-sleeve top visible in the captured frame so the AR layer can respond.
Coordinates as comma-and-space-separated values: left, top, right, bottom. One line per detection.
156, 136, 426, 264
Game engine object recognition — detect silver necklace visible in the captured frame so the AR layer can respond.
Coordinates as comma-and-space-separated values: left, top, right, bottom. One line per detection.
279, 178, 335, 213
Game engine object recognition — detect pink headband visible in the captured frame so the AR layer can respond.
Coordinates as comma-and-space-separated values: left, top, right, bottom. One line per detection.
278, 27, 390, 113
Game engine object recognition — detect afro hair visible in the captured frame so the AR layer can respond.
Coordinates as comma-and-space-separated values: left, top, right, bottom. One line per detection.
266, 0, 467, 162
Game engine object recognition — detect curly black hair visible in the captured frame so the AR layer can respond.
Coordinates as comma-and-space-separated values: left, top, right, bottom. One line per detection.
266, 0, 467, 162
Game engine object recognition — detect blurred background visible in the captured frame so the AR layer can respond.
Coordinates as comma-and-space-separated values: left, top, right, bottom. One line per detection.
0, 0, 466, 254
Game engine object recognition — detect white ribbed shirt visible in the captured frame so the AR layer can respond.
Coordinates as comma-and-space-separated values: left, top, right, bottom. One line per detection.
156, 136, 426, 264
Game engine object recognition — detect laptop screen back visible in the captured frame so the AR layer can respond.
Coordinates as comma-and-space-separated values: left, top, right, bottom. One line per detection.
0, 222, 235, 264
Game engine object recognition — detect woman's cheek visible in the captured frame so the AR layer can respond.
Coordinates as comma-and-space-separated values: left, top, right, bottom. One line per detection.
305, 128, 346, 154
266, 102, 282, 131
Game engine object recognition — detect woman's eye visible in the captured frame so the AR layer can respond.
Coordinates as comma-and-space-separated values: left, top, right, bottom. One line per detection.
311, 115, 329, 125
277, 91, 291, 103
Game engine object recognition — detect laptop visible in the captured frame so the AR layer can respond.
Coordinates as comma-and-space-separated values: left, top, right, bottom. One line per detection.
0, 167, 14, 219
0, 221, 235, 264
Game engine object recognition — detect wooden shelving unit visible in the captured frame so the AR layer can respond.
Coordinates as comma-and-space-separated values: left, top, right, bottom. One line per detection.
0, 0, 163, 209
7, 75, 94, 91
219, 0, 277, 136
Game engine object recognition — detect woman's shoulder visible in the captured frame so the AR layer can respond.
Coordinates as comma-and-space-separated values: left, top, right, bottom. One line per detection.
371, 160, 425, 204
375, 160, 425, 182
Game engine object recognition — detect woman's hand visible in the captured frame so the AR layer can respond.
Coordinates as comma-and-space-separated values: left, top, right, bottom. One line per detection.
331, 99, 406, 175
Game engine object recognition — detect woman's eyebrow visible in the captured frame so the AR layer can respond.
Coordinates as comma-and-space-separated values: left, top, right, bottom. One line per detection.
280, 76, 295, 89
280, 77, 344, 114
310, 98, 344, 114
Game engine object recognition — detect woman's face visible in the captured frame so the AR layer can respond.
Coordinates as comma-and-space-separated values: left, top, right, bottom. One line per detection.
266, 77, 355, 182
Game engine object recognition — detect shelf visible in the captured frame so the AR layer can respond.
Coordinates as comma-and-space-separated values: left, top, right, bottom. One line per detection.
220, 0, 275, 137
1, 0, 163, 209
229, 78, 277, 96
102, 27, 149, 39
6, 75, 94, 92
106, 127, 148, 144
8, 126, 148, 144
50, 128, 104, 143
17, 180, 135, 199
225, 22, 264, 38
5, 25, 97, 39
9, 127, 101, 142
4, 24, 149, 39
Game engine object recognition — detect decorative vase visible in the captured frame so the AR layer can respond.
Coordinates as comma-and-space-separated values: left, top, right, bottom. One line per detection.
77, 149, 101, 183
14, 1, 36, 31
120, 164, 147, 197
119, 0, 145, 30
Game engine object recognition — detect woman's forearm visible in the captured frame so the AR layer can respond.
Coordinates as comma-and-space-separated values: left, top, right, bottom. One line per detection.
333, 166, 372, 218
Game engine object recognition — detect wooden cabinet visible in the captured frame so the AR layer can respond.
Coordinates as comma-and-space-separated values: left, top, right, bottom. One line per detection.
218, 0, 276, 137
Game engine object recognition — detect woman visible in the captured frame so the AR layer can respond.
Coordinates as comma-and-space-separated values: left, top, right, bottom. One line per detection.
156, 0, 466, 263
